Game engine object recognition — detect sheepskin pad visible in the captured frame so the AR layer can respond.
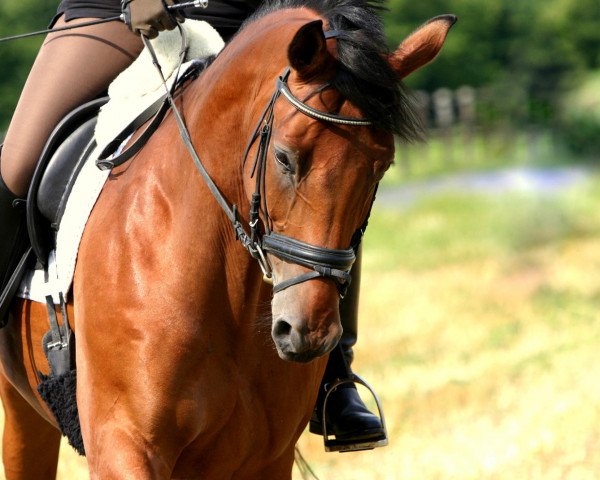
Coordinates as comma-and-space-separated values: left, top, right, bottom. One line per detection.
17, 21, 224, 304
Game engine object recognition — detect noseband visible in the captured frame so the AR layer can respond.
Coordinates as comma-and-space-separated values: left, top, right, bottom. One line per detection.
143, 30, 375, 297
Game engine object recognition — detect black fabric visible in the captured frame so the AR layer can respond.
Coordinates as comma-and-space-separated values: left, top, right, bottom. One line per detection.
49, 0, 261, 42
0, 172, 27, 290
37, 370, 85, 456
0, 248, 34, 329
50, 0, 122, 28
185, 0, 260, 41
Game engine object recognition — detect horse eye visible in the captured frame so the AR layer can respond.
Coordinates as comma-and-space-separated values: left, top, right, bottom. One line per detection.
274, 150, 293, 173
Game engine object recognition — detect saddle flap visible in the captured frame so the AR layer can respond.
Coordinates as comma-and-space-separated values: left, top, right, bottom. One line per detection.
37, 117, 97, 226
27, 97, 108, 264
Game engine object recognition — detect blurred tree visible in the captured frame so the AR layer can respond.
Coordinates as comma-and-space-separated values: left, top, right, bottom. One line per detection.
0, 0, 57, 132
1, 0, 599, 133
558, 0, 600, 71
384, 0, 600, 126
384, 0, 511, 90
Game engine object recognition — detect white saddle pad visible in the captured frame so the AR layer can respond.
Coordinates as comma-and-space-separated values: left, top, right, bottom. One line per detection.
18, 20, 224, 304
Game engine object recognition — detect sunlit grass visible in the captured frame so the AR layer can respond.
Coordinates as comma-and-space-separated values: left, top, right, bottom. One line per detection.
367, 172, 600, 272
293, 170, 600, 479
2, 172, 600, 479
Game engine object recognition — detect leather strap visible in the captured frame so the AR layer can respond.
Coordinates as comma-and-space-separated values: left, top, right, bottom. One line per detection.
96, 56, 210, 171
0, 248, 35, 327
272, 270, 322, 294
277, 71, 371, 127
262, 233, 355, 271
96, 93, 169, 170
272, 267, 351, 295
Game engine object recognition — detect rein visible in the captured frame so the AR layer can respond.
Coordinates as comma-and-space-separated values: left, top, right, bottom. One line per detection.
130, 29, 374, 297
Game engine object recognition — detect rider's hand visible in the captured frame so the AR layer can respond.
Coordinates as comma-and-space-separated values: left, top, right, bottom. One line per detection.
122, 0, 183, 39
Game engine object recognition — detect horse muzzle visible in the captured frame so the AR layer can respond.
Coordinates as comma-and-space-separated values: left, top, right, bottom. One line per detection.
271, 314, 342, 363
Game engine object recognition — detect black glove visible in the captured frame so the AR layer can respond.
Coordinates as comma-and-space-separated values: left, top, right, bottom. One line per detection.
122, 0, 183, 39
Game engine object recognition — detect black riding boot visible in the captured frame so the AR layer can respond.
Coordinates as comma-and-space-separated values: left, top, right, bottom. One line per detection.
309, 246, 387, 451
0, 150, 31, 325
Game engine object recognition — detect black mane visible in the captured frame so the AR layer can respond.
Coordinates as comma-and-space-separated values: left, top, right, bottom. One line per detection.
247, 0, 422, 140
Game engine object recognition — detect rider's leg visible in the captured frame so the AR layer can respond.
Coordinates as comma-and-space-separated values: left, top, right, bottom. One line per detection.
0, 16, 143, 298
310, 246, 386, 444
1, 16, 143, 196
0, 159, 29, 314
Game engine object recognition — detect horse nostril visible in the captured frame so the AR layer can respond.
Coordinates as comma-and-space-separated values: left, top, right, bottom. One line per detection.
273, 319, 292, 338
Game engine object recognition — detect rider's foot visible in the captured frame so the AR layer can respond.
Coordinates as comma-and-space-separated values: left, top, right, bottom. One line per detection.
312, 248, 387, 451
309, 383, 385, 441
309, 343, 387, 451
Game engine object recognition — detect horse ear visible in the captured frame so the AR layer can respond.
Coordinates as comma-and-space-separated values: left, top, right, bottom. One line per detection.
288, 20, 334, 80
388, 15, 457, 79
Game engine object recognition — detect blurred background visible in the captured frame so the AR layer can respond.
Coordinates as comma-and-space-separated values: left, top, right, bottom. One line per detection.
1, 0, 600, 478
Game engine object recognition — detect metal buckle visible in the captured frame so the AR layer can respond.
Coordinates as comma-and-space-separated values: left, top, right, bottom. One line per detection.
321, 374, 389, 453
254, 243, 273, 284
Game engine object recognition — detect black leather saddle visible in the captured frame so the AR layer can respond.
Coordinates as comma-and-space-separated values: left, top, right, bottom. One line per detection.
26, 97, 108, 266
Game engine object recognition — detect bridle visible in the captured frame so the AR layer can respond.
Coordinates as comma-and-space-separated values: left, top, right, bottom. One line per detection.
241, 66, 374, 297
137, 29, 376, 297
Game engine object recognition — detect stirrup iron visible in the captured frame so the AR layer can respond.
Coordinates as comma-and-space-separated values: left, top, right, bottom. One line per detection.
321, 373, 388, 453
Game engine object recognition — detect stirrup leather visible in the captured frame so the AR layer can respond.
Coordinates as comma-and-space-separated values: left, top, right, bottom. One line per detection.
321, 374, 388, 453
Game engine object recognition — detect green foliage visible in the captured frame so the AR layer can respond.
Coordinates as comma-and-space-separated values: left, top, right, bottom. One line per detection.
385, 0, 600, 126
0, 0, 58, 133
364, 174, 600, 272
385, 0, 511, 90
383, 128, 573, 187
558, 70, 600, 158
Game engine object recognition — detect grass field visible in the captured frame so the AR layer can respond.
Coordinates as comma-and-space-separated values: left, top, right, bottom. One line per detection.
1, 166, 600, 479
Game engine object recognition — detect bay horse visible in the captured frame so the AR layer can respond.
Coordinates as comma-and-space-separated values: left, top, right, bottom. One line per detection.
0, 0, 454, 478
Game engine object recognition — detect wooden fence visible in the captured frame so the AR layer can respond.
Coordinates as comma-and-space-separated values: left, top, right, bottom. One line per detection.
394, 86, 563, 178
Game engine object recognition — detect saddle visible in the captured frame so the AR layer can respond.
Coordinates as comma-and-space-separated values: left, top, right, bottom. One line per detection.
0, 97, 109, 329
27, 97, 108, 264
26, 90, 175, 263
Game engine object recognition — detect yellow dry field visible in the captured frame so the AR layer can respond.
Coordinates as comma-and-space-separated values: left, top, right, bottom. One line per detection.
1, 170, 599, 479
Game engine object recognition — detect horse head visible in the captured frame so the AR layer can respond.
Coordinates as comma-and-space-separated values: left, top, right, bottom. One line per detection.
227, 9, 456, 362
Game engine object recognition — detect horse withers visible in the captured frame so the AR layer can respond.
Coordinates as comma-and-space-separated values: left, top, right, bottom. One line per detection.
0, 1, 454, 478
